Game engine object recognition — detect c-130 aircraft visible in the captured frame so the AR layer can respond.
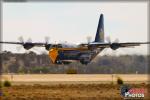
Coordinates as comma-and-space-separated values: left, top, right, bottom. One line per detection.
0, 14, 149, 65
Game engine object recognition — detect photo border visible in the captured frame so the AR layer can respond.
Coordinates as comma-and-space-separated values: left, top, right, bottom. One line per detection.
0, 0, 149, 99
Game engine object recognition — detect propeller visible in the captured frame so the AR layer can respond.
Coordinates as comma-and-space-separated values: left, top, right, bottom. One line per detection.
45, 36, 50, 44
27, 38, 32, 43
105, 36, 120, 50
44, 36, 51, 51
84, 36, 92, 49
16, 36, 24, 51
113, 38, 119, 43
16, 45, 23, 52
103, 36, 130, 55
106, 36, 111, 43
106, 36, 119, 43
18, 36, 24, 43
86, 36, 92, 44
16, 36, 34, 51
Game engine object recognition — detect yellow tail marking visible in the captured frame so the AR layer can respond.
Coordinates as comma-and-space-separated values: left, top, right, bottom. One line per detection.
49, 48, 58, 63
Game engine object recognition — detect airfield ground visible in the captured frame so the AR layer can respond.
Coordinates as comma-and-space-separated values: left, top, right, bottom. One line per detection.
1, 84, 149, 100
1, 74, 149, 84
1, 74, 150, 100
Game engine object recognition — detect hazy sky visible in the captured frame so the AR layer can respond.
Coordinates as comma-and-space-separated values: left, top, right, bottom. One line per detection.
2, 2, 149, 55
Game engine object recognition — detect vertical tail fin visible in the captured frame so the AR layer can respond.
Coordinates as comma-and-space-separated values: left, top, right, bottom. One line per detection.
94, 14, 104, 42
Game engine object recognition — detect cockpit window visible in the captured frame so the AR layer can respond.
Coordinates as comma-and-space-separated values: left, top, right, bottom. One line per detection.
61, 43, 77, 48
51, 43, 77, 48
57, 44, 62, 48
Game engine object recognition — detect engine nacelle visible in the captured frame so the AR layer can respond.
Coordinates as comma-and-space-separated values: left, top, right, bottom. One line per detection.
110, 43, 120, 50
45, 44, 52, 51
23, 43, 34, 50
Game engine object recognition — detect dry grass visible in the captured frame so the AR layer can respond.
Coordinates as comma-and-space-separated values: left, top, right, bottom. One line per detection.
1, 74, 149, 84
1, 84, 149, 100
1, 74, 149, 100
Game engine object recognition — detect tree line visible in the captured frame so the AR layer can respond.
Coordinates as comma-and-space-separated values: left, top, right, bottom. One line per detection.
0, 51, 149, 74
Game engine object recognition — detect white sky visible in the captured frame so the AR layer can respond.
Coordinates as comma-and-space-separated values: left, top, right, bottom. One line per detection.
2, 2, 149, 55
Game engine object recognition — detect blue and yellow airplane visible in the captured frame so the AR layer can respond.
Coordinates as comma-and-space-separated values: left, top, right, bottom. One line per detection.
0, 14, 149, 64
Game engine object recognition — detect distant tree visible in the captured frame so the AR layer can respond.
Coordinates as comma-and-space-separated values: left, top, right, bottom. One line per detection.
1, 51, 148, 74
8, 62, 19, 73
29, 66, 50, 74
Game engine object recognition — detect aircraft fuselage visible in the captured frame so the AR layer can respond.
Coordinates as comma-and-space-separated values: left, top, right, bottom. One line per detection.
48, 47, 104, 64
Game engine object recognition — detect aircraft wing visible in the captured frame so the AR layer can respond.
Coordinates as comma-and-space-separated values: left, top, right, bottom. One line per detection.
0, 41, 53, 50
0, 41, 24, 45
0, 41, 47, 46
81, 42, 150, 50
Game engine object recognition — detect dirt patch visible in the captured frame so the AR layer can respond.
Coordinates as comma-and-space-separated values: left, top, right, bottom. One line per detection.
1, 84, 149, 100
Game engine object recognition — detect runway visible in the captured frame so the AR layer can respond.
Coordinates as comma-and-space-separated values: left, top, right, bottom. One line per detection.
1, 74, 149, 85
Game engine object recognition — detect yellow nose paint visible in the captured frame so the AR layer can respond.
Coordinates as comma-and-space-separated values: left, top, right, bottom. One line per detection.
49, 48, 58, 63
